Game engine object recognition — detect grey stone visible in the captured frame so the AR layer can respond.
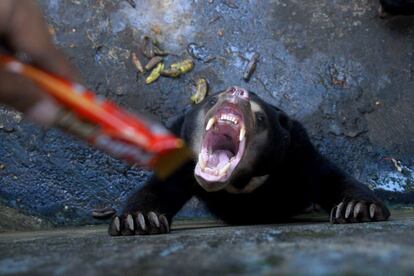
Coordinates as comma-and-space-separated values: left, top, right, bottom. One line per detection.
1, 212, 414, 275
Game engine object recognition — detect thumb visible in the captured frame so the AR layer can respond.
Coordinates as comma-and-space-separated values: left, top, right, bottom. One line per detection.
0, 71, 60, 126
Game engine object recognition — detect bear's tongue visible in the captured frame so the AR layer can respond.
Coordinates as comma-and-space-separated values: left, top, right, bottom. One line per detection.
205, 125, 239, 168
206, 150, 232, 168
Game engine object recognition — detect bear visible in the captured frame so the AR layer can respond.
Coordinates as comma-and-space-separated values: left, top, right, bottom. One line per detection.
108, 86, 390, 236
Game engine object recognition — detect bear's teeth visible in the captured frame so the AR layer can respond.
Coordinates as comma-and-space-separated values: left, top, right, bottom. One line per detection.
219, 162, 231, 176
220, 114, 238, 124
239, 126, 246, 141
198, 154, 206, 170
206, 118, 215, 131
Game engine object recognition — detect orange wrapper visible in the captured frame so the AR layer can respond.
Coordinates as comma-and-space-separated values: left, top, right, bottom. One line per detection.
0, 55, 191, 179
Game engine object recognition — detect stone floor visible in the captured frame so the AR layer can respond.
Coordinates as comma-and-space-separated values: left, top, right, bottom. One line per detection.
1, 211, 414, 275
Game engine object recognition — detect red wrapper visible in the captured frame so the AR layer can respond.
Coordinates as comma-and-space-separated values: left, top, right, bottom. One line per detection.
0, 55, 191, 179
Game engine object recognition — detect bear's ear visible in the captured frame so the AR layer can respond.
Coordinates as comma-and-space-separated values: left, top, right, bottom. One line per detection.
278, 112, 293, 131
165, 115, 185, 137
268, 105, 292, 131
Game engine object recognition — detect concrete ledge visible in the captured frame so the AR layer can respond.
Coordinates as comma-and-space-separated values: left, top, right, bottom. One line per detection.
1, 211, 414, 275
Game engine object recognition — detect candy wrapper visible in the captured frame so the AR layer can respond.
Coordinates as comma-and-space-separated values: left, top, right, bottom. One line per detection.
0, 55, 191, 179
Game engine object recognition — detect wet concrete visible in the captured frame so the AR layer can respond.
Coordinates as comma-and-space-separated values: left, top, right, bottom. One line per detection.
1, 211, 414, 275
0, 0, 413, 225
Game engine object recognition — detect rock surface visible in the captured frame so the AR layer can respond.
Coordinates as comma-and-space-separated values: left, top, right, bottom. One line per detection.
1, 212, 414, 275
0, 204, 52, 233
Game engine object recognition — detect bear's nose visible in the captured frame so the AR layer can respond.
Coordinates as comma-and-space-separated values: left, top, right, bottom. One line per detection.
226, 86, 249, 100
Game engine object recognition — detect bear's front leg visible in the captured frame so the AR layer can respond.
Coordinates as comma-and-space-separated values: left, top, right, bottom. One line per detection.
109, 163, 195, 236
313, 161, 391, 224
328, 179, 390, 224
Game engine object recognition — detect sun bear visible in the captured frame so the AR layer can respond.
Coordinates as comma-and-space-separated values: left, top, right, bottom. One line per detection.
108, 86, 390, 235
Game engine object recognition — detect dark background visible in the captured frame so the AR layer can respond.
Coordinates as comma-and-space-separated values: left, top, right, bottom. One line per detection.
0, 0, 413, 225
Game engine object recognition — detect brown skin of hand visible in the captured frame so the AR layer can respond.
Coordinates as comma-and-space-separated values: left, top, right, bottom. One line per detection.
0, 0, 79, 125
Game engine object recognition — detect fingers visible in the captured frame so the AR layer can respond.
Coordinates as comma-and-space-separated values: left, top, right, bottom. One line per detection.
0, 1, 15, 34
0, 71, 44, 111
0, 71, 61, 126
109, 212, 170, 236
0, 0, 80, 121
1, 1, 79, 81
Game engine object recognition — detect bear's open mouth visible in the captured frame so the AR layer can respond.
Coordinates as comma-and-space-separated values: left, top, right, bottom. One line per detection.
195, 103, 246, 183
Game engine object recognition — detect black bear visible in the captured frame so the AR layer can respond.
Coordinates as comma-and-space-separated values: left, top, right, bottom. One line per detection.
109, 86, 390, 235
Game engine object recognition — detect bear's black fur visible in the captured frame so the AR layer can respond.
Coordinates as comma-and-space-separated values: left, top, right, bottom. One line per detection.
108, 88, 390, 236
380, 0, 414, 16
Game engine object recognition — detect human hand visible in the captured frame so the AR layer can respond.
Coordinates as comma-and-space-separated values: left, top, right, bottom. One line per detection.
0, 0, 78, 125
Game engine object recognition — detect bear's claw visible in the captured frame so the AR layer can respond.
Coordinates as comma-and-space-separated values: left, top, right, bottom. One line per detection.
330, 200, 390, 224
109, 211, 170, 236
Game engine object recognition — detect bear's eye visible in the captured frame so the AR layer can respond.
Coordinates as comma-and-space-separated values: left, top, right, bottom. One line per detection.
208, 97, 217, 106
255, 112, 266, 127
